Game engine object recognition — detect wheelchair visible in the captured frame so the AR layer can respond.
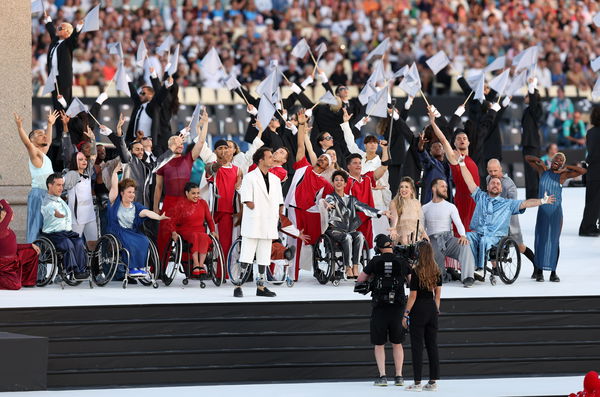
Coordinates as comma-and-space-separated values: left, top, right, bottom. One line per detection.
34, 235, 94, 289
483, 236, 522, 285
312, 232, 371, 286
91, 233, 160, 289
226, 236, 295, 287
160, 233, 225, 288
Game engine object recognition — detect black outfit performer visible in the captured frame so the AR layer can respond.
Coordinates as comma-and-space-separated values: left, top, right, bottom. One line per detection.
579, 109, 600, 236
521, 85, 543, 199
45, 17, 80, 109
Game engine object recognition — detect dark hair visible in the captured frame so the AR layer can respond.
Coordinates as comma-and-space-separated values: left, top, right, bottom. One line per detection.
430, 178, 444, 190
317, 131, 332, 143
345, 153, 362, 166
331, 169, 348, 183
253, 146, 273, 165
128, 141, 143, 151
591, 106, 600, 127
141, 85, 155, 95
118, 178, 137, 194
68, 151, 88, 171
46, 172, 63, 189
28, 130, 37, 140
275, 146, 290, 159
184, 182, 199, 194
364, 135, 379, 144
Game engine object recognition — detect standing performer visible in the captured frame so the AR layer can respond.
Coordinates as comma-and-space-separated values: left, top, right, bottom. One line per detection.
14, 111, 59, 243
525, 154, 586, 282
521, 78, 543, 199
579, 106, 600, 237
235, 147, 284, 298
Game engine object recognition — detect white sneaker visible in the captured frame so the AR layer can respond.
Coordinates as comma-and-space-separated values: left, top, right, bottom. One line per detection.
405, 383, 422, 391
474, 268, 485, 282
423, 382, 438, 391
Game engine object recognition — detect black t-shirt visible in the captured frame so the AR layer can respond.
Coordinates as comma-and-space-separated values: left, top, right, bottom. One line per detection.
364, 252, 412, 303
409, 269, 442, 300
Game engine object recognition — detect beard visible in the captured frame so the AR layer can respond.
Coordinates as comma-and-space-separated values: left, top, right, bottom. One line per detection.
436, 190, 448, 200
37, 143, 48, 147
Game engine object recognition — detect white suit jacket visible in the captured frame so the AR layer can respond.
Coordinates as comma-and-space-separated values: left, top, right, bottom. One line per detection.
239, 168, 283, 239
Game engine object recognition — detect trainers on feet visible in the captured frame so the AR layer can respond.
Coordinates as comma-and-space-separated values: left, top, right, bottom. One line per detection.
394, 376, 404, 386
129, 268, 141, 276
462, 277, 474, 288
423, 382, 438, 391
233, 287, 243, 298
405, 383, 422, 391
256, 286, 276, 297
474, 268, 484, 282
446, 268, 461, 281
373, 376, 387, 386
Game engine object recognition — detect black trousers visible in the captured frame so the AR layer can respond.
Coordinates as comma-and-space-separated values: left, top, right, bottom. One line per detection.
522, 147, 540, 200
409, 299, 440, 383
388, 164, 402, 198
46, 231, 88, 273
579, 179, 600, 233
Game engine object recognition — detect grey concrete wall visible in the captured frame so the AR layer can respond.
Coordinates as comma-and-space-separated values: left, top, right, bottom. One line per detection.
0, 0, 33, 241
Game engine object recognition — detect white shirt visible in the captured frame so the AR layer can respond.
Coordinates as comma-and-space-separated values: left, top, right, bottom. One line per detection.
50, 39, 64, 75
422, 199, 466, 236
134, 103, 152, 137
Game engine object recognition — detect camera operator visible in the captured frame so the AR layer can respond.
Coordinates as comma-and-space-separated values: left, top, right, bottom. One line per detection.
355, 234, 412, 387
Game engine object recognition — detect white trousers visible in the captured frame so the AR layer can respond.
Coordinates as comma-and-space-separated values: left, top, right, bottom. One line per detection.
239, 237, 272, 267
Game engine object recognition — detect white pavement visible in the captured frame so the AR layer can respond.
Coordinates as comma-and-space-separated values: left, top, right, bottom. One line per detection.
1, 188, 599, 309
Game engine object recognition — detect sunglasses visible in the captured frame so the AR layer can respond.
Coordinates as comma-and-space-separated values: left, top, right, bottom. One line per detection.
321, 136, 333, 141
141, 137, 152, 141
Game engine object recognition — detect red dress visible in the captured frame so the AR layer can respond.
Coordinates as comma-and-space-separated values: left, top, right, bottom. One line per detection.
0, 200, 38, 289
345, 171, 376, 248
450, 155, 480, 234
164, 199, 215, 255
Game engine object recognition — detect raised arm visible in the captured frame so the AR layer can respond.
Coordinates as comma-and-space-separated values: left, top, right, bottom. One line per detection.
428, 106, 458, 165
458, 157, 478, 194
304, 130, 318, 166
519, 193, 555, 210
296, 110, 308, 162
191, 109, 209, 161
524, 155, 547, 175
373, 140, 389, 181
153, 175, 164, 213
45, 109, 59, 152
109, 163, 122, 204
82, 125, 97, 164
341, 108, 365, 157
559, 164, 587, 184
14, 112, 44, 167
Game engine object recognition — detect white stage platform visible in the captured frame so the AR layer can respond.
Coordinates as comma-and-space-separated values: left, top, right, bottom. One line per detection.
1, 188, 599, 309
0, 376, 587, 397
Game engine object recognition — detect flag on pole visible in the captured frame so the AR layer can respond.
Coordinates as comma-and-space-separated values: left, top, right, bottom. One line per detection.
257, 95, 277, 133
484, 56, 506, 73
365, 38, 390, 62
136, 39, 147, 67
425, 50, 450, 75
488, 69, 511, 97
366, 86, 389, 118
42, 66, 58, 95
189, 104, 203, 138
507, 69, 528, 97
156, 35, 173, 56
66, 97, 88, 118
31, 0, 44, 14
167, 44, 180, 76
81, 5, 100, 33
200, 47, 224, 76
591, 56, 600, 73
291, 38, 310, 58
471, 73, 486, 103
315, 42, 327, 59
392, 65, 408, 79
513, 46, 538, 71
593, 12, 600, 27
593, 77, 600, 100
367, 60, 387, 86
318, 91, 339, 106
115, 63, 131, 97
107, 42, 124, 60
398, 62, 421, 97
225, 75, 242, 91
255, 71, 280, 103
358, 83, 377, 106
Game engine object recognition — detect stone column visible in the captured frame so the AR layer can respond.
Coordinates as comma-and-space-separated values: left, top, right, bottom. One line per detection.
0, 0, 33, 241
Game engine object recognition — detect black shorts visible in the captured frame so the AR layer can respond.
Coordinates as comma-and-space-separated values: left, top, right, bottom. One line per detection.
370, 304, 407, 345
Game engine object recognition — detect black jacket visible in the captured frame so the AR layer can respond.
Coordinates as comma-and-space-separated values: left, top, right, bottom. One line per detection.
586, 126, 600, 181
46, 21, 80, 103
125, 81, 168, 154
521, 89, 543, 150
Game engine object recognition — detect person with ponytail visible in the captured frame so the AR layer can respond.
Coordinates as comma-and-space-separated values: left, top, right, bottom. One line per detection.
402, 241, 442, 391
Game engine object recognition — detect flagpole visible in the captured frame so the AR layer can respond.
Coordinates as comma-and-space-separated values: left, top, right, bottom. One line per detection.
87, 111, 101, 126
279, 70, 292, 85
311, 102, 319, 110
308, 49, 318, 67
54, 82, 61, 97
419, 89, 431, 107
462, 90, 474, 107
237, 87, 250, 106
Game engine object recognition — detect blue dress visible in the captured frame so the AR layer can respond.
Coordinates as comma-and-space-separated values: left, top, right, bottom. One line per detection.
534, 171, 562, 271
107, 196, 149, 271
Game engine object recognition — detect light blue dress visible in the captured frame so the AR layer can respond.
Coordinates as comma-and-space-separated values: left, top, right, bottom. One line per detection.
534, 171, 562, 271
27, 154, 54, 243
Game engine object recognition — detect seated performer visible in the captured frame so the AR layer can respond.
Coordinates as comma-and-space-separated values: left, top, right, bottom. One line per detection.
163, 182, 218, 276
322, 170, 389, 278
108, 164, 169, 277
40, 173, 89, 280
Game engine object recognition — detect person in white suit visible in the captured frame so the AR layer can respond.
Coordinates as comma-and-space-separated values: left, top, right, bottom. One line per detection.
234, 146, 284, 298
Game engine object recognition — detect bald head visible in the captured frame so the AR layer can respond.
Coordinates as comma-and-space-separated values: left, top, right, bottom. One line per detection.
487, 158, 503, 179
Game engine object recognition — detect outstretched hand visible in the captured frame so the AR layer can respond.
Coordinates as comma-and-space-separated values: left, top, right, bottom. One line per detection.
47, 109, 60, 125
157, 212, 170, 221
342, 107, 353, 123
13, 112, 23, 129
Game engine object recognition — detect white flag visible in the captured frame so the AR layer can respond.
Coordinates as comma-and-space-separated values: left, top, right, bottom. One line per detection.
318, 91, 339, 106
115, 62, 131, 97
42, 66, 58, 96
593, 77, 600, 100
425, 50, 450, 75
513, 46, 538, 71
225, 75, 242, 91
366, 86, 389, 118
107, 42, 124, 60
255, 71, 279, 103
136, 39, 147, 67
189, 104, 203, 138
366, 38, 389, 62
484, 56, 505, 74
257, 95, 277, 133
472, 73, 486, 103
315, 42, 327, 59
66, 97, 88, 118
156, 35, 173, 56
200, 47, 224, 76
392, 65, 408, 79
507, 69, 528, 97
398, 62, 421, 97
367, 60, 387, 86
31, 0, 44, 14
291, 38, 310, 58
167, 44, 180, 76
593, 12, 600, 27
81, 5, 100, 33
488, 69, 511, 97
358, 83, 377, 106
591, 56, 600, 73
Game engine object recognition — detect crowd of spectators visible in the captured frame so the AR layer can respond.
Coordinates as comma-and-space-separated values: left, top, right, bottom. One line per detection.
31, 0, 600, 96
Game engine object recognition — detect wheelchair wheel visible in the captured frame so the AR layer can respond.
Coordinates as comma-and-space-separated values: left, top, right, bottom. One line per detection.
34, 237, 58, 287
227, 237, 252, 286
208, 234, 225, 286
161, 237, 182, 286
312, 234, 334, 285
92, 234, 119, 286
496, 236, 521, 284
139, 239, 160, 287
267, 260, 288, 285
358, 239, 371, 273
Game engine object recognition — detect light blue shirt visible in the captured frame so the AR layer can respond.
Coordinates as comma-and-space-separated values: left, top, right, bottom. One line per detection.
41, 194, 72, 234
469, 188, 524, 237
